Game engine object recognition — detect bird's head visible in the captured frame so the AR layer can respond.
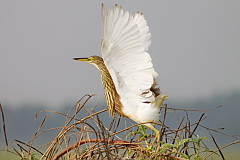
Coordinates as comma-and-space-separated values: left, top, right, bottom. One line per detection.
73, 56, 104, 66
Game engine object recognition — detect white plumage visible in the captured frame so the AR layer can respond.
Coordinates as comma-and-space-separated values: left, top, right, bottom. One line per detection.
101, 4, 168, 130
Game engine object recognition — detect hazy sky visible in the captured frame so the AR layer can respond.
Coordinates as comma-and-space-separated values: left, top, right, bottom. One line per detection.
0, 0, 239, 108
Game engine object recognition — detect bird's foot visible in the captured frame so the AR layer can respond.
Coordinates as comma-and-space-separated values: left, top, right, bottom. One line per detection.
146, 130, 160, 151
152, 130, 160, 144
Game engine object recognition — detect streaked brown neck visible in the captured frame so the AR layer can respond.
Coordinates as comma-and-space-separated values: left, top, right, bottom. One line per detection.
95, 60, 126, 117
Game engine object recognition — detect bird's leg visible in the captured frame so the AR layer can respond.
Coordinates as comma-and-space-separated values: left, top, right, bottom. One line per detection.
146, 94, 168, 149
145, 124, 160, 144
145, 124, 163, 155
143, 124, 160, 151
141, 95, 168, 149
146, 94, 168, 144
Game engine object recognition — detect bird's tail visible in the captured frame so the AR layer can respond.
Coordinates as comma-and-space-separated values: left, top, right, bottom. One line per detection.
151, 94, 168, 108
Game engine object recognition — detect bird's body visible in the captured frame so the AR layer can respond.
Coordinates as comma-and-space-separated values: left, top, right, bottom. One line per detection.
74, 4, 168, 137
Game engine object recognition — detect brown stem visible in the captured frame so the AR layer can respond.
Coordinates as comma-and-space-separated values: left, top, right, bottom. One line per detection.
52, 139, 140, 160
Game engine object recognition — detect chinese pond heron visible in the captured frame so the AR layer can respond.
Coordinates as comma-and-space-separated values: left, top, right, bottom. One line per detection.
74, 4, 168, 140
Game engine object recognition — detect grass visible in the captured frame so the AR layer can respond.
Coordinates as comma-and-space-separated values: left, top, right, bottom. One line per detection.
0, 95, 239, 159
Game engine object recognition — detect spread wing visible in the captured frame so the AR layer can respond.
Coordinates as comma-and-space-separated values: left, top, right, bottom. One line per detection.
101, 4, 159, 105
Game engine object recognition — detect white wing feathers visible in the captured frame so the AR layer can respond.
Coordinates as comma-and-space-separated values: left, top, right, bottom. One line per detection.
101, 4, 158, 108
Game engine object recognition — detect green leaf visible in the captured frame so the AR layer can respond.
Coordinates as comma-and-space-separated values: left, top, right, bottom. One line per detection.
133, 131, 142, 135
126, 132, 132, 138
138, 125, 146, 132
178, 152, 190, 159
161, 143, 178, 149
199, 149, 214, 154
178, 138, 191, 146
182, 146, 195, 151
202, 137, 208, 140
194, 155, 202, 160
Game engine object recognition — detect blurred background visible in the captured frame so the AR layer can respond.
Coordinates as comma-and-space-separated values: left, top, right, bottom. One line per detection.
0, 0, 239, 159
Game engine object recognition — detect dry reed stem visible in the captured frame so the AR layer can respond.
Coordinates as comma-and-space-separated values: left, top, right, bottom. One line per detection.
1, 95, 238, 160
41, 108, 108, 159
0, 103, 8, 146
203, 140, 240, 160
52, 139, 141, 160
